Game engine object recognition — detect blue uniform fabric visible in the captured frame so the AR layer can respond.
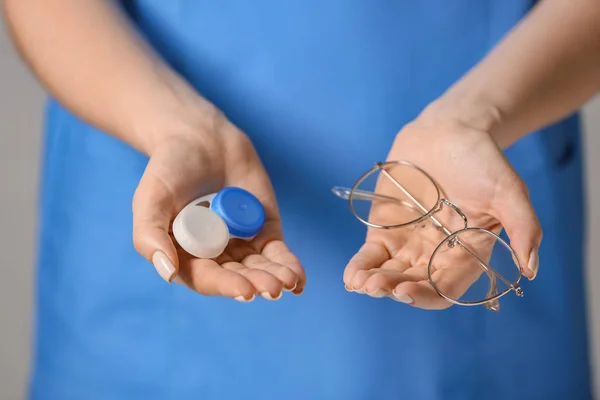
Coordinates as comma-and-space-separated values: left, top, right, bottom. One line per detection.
29, 1, 592, 399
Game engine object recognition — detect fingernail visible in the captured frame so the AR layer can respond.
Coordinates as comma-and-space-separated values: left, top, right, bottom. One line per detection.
344, 284, 353, 292
391, 291, 414, 304
283, 282, 297, 292
173, 276, 184, 285
235, 294, 255, 303
293, 287, 304, 296
261, 292, 283, 301
367, 289, 388, 298
152, 251, 176, 283
528, 247, 539, 280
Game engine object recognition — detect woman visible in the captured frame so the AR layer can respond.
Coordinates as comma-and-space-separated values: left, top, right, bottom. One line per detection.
5, 1, 600, 399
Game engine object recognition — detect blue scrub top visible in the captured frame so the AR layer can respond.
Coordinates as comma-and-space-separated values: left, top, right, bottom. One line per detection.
30, 1, 592, 399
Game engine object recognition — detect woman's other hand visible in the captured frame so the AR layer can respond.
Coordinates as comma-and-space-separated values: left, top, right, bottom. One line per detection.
132, 108, 305, 302
344, 103, 542, 309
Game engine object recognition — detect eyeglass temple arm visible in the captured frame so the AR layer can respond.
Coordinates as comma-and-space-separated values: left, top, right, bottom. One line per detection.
331, 187, 423, 210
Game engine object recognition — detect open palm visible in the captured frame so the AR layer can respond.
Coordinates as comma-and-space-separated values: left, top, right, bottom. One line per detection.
133, 116, 305, 302
342, 119, 542, 309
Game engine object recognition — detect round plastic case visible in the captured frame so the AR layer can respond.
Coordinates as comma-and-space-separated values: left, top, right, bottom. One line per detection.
173, 187, 266, 259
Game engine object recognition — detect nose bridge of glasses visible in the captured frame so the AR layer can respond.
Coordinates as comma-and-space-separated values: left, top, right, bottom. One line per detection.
438, 199, 468, 231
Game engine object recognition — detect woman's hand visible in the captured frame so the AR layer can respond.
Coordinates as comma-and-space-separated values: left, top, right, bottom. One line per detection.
344, 105, 542, 309
132, 109, 305, 302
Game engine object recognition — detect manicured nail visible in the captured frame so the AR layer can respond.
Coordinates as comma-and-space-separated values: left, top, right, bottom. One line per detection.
528, 247, 539, 280
261, 292, 283, 301
283, 282, 297, 292
235, 294, 255, 303
368, 289, 388, 298
344, 284, 353, 292
152, 251, 176, 283
391, 291, 414, 304
357, 287, 367, 294
293, 287, 304, 296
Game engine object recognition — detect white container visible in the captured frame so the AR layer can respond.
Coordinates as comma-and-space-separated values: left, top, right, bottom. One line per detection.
173, 187, 266, 259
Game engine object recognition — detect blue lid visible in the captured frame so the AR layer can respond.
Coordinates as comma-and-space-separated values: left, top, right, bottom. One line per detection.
210, 187, 266, 238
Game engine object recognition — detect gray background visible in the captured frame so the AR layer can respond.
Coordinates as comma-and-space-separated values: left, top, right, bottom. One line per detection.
1, 15, 600, 400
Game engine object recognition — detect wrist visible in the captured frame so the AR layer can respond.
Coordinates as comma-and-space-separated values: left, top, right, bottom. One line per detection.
419, 91, 513, 148
419, 86, 518, 149
131, 98, 224, 156
420, 92, 501, 131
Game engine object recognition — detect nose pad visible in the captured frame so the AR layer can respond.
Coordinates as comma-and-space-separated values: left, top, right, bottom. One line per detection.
484, 299, 501, 312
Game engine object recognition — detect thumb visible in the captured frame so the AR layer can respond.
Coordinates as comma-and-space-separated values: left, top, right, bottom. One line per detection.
493, 175, 542, 281
132, 159, 179, 283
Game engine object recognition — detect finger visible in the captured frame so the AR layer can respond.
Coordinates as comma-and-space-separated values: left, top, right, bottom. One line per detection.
222, 261, 284, 300
344, 241, 390, 291
391, 281, 445, 309
493, 174, 543, 280
132, 159, 179, 283
391, 260, 483, 309
362, 261, 424, 298
243, 254, 299, 292
220, 242, 302, 293
224, 147, 305, 295
177, 256, 256, 302
260, 240, 306, 294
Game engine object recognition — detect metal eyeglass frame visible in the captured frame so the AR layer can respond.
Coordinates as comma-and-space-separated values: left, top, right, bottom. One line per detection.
332, 160, 524, 312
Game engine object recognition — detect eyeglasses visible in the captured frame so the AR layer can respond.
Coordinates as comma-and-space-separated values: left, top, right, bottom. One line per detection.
332, 160, 524, 312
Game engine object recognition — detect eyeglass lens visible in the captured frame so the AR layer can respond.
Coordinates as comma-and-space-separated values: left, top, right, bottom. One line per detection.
428, 229, 520, 304
350, 162, 439, 228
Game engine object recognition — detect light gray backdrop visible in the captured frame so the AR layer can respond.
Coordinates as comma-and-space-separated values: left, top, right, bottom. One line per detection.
1, 14, 600, 400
